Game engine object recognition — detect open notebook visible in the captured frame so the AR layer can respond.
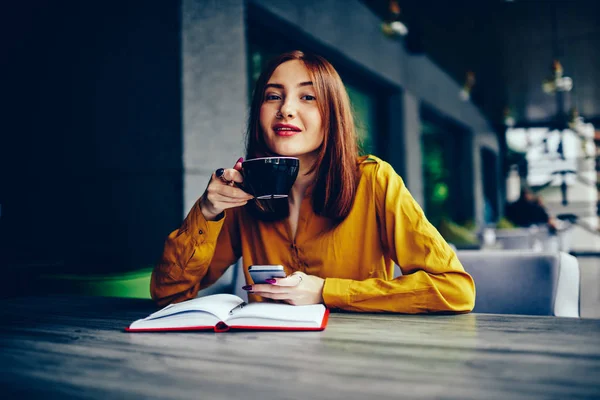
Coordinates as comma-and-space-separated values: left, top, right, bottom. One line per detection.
126, 293, 329, 332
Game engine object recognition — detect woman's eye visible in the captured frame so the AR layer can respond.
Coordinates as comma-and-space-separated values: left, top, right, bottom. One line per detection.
302, 95, 316, 101
265, 94, 281, 101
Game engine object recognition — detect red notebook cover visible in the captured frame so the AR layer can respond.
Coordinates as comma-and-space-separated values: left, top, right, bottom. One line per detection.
125, 309, 330, 333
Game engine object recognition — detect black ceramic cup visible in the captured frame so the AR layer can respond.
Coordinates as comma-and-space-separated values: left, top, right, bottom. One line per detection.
241, 157, 300, 199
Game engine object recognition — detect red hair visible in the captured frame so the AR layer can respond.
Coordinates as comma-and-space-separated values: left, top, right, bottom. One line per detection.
245, 51, 359, 222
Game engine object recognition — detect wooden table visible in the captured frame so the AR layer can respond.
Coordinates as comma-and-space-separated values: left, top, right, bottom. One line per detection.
1, 296, 599, 399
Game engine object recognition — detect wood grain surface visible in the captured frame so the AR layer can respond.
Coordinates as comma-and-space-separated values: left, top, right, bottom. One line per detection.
1, 295, 599, 399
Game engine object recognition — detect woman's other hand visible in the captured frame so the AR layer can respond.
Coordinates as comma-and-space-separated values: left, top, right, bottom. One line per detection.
200, 157, 253, 221
243, 272, 325, 306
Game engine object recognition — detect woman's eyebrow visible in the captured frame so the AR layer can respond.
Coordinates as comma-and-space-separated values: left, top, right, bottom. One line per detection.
265, 81, 313, 89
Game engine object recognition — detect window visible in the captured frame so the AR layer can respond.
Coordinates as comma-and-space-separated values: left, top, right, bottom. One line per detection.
421, 106, 473, 227
481, 147, 498, 224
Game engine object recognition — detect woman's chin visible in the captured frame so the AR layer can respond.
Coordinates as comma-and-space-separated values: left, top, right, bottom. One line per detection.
265, 144, 321, 160
267, 147, 302, 157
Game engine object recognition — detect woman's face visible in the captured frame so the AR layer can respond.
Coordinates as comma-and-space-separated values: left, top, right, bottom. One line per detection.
259, 60, 325, 161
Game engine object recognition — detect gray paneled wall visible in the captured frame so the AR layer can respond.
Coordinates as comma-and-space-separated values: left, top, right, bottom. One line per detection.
399, 91, 424, 203
182, 0, 249, 214
251, 0, 409, 85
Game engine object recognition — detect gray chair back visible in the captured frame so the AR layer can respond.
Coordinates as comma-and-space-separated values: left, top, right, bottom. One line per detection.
456, 250, 580, 317
494, 228, 538, 250
196, 258, 248, 301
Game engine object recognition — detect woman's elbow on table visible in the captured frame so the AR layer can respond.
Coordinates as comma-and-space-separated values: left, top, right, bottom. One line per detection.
150, 268, 171, 307
449, 271, 476, 313
149, 266, 198, 307
428, 270, 476, 313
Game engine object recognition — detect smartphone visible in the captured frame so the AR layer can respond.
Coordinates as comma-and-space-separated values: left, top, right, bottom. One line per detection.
248, 265, 287, 284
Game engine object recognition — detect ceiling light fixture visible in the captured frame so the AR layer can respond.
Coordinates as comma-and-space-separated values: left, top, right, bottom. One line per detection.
381, 0, 409, 38
459, 71, 476, 101
503, 107, 516, 127
542, 60, 573, 94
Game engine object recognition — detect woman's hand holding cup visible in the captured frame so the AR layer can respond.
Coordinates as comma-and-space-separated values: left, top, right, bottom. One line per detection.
200, 157, 254, 221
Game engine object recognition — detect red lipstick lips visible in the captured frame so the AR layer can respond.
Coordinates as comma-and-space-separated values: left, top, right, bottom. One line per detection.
273, 123, 301, 136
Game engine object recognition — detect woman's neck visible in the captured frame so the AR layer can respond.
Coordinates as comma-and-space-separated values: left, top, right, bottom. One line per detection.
289, 154, 317, 204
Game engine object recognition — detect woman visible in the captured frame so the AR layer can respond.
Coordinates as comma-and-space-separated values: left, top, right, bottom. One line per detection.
151, 50, 475, 313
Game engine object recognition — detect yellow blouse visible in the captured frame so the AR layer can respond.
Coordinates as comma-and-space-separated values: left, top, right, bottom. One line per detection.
151, 156, 475, 313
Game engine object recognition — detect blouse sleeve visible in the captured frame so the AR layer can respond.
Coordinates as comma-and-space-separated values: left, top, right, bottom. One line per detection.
322, 161, 475, 313
150, 200, 242, 307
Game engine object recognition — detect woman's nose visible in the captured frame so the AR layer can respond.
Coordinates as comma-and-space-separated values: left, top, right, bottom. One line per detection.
279, 99, 297, 118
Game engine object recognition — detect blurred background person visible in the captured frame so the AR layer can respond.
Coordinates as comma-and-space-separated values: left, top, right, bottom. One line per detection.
505, 187, 558, 232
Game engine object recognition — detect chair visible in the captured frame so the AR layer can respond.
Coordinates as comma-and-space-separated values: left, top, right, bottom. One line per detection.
196, 258, 248, 301
493, 225, 570, 253
493, 228, 538, 250
456, 250, 580, 317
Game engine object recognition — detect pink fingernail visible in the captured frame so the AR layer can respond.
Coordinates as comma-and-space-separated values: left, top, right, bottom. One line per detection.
236, 157, 244, 164
265, 279, 276, 284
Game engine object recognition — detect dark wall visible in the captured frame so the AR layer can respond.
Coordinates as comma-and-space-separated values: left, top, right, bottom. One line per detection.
1, 1, 182, 273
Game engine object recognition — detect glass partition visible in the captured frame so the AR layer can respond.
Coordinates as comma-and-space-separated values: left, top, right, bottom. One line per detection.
421, 106, 474, 238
